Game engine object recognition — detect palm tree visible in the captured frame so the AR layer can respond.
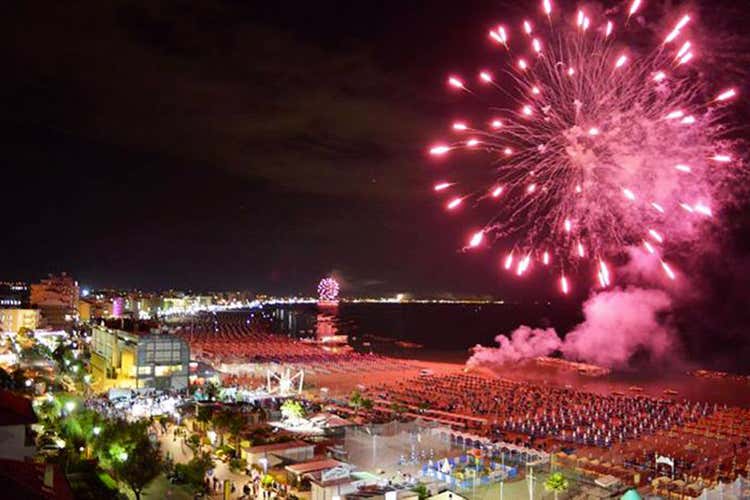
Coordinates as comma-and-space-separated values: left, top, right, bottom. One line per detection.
281, 400, 306, 422
544, 472, 569, 500
225, 412, 246, 452
349, 390, 363, 416
412, 483, 430, 500
196, 405, 212, 432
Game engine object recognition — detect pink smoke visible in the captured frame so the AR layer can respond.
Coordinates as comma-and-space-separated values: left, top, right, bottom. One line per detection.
562, 288, 676, 368
468, 287, 679, 370
468, 326, 561, 367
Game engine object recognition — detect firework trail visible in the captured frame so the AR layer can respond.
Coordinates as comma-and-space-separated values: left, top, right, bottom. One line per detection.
429, 1, 741, 294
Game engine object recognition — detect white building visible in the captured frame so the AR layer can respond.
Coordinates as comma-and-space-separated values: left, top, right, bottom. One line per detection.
0, 390, 37, 461
241, 440, 315, 468
0, 309, 40, 333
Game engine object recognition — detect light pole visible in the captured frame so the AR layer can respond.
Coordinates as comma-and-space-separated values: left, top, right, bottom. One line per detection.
500, 452, 505, 500
63, 400, 76, 416
527, 463, 534, 500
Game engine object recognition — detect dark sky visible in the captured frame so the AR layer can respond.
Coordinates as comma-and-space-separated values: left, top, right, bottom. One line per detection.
0, 0, 529, 295
2, 0, 748, 299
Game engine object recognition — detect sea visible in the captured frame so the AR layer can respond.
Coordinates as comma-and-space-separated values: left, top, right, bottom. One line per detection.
265, 302, 750, 406
269, 301, 581, 361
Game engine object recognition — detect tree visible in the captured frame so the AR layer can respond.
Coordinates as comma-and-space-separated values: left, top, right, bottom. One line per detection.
187, 433, 202, 453
0, 368, 12, 389
93, 420, 161, 500
412, 483, 430, 500
16, 327, 35, 349
281, 400, 306, 422
225, 412, 246, 450
349, 390, 363, 415
196, 405, 212, 431
261, 473, 275, 489
20, 342, 52, 362
205, 382, 220, 401
52, 343, 68, 368
112, 435, 161, 500
229, 457, 247, 473
361, 398, 374, 411
544, 472, 569, 500
59, 407, 103, 459
11, 368, 28, 391
174, 452, 213, 494
214, 410, 246, 450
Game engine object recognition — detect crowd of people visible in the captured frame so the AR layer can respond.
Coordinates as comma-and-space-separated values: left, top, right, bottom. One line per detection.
85, 389, 185, 421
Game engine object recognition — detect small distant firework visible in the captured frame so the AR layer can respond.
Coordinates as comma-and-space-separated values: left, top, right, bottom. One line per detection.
317, 277, 340, 302
429, 0, 741, 293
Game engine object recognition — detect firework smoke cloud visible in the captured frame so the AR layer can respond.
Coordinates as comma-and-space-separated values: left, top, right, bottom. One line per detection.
469, 326, 561, 366
468, 287, 676, 369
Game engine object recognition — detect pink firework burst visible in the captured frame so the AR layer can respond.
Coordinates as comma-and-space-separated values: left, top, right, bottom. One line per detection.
429, 1, 741, 293
317, 277, 340, 301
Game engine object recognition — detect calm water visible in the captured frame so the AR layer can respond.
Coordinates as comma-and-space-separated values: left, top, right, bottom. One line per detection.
269, 302, 581, 359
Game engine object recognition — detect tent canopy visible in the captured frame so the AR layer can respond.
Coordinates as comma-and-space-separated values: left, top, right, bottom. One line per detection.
620, 489, 642, 500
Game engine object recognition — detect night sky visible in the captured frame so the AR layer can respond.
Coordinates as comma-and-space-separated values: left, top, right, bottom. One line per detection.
3, 0, 749, 302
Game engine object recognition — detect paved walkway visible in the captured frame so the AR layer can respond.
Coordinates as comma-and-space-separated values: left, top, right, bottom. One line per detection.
157, 424, 262, 499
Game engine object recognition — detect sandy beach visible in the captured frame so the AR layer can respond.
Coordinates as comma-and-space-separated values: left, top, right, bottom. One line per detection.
302, 358, 463, 397
299, 353, 750, 407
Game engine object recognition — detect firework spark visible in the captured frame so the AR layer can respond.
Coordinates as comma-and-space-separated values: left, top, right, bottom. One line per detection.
428, 1, 741, 293
469, 230, 484, 247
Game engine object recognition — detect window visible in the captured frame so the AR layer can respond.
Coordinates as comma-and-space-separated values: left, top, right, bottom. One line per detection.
154, 364, 183, 377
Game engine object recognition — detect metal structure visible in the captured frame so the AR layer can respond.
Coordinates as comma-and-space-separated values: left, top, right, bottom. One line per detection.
266, 366, 304, 396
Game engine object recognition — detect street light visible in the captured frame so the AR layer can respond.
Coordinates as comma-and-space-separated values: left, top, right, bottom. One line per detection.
119, 452, 128, 461
92, 426, 101, 436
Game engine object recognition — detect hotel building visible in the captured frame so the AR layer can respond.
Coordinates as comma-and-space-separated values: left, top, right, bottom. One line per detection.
90, 325, 189, 390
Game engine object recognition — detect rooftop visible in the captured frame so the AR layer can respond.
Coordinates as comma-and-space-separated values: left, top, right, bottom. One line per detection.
286, 458, 344, 475
0, 459, 74, 499
245, 440, 313, 454
0, 390, 37, 426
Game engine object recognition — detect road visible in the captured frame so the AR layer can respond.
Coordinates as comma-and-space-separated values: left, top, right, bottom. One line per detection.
156, 423, 259, 499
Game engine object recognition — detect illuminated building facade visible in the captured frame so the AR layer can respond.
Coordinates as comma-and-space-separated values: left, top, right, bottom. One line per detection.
0, 282, 29, 308
0, 309, 40, 333
112, 297, 124, 318
29, 273, 79, 329
77, 298, 113, 322
90, 325, 189, 390
77, 300, 92, 322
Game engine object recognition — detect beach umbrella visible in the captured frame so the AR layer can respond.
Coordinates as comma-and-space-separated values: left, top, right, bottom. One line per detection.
620, 489, 642, 500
